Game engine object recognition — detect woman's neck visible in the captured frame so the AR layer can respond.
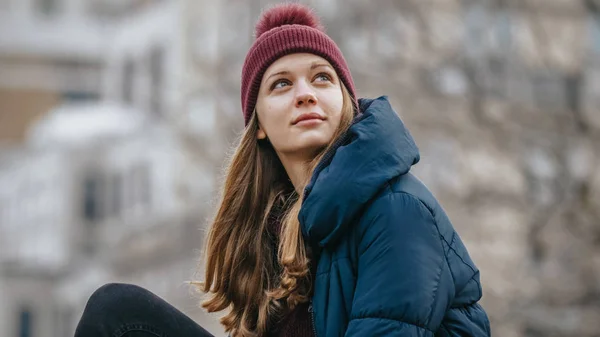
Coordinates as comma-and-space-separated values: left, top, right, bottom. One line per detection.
278, 153, 311, 194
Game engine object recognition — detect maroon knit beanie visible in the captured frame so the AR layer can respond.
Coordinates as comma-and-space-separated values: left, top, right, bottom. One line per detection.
241, 3, 357, 126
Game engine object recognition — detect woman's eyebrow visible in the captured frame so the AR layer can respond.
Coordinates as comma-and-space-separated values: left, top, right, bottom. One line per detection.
265, 63, 333, 82
311, 63, 333, 70
265, 70, 290, 82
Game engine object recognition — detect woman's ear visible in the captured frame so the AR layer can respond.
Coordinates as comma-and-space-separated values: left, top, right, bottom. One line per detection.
257, 126, 267, 140
254, 109, 267, 140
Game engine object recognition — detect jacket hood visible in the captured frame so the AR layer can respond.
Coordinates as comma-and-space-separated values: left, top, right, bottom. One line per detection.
299, 96, 420, 248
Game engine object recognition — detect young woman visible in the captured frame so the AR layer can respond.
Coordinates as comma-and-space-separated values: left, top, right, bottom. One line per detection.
75, 3, 490, 337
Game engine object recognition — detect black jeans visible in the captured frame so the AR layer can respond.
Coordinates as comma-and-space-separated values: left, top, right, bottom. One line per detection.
74, 283, 215, 337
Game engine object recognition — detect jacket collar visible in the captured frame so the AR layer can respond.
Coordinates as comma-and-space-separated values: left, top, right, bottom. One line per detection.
299, 96, 420, 248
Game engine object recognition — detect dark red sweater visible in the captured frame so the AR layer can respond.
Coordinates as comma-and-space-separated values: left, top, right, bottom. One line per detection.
269, 301, 315, 337
267, 201, 316, 337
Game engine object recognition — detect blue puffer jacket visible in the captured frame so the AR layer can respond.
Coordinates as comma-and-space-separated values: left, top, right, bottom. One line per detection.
300, 96, 491, 336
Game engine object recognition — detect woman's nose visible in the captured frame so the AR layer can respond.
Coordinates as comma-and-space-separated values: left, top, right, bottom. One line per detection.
295, 83, 318, 108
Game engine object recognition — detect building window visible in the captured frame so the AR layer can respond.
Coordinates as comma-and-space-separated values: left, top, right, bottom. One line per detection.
18, 308, 33, 337
82, 176, 101, 222
122, 59, 135, 105
62, 92, 99, 102
110, 173, 122, 217
35, 0, 60, 16
149, 46, 164, 116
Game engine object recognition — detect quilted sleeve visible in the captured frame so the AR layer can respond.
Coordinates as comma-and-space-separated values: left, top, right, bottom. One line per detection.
345, 192, 454, 337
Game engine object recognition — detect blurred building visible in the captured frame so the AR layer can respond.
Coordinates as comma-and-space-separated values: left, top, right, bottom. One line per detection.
0, 0, 224, 336
0, 104, 187, 337
0, 0, 112, 144
1, 1, 600, 337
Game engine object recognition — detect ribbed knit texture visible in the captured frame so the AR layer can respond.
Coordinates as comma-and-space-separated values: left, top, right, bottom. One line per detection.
266, 201, 316, 337
270, 301, 315, 337
241, 24, 357, 126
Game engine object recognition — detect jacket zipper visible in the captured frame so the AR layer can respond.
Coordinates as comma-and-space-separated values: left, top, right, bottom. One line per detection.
301, 104, 371, 337
308, 300, 318, 337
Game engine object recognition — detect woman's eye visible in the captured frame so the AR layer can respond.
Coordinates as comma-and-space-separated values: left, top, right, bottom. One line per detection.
272, 80, 290, 90
315, 73, 331, 82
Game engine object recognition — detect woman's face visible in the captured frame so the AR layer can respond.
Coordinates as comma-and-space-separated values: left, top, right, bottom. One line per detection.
255, 53, 344, 160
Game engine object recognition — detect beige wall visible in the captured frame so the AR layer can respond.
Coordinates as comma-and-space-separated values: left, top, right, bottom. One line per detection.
0, 88, 59, 143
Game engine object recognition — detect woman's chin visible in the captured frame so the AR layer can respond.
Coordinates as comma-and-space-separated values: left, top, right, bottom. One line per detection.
284, 142, 330, 160
296, 134, 333, 150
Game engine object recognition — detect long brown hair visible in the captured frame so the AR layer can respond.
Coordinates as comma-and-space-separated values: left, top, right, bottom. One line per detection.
196, 83, 356, 337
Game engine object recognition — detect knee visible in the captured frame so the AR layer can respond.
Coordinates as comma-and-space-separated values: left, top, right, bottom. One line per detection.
84, 283, 149, 314
76, 283, 141, 337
